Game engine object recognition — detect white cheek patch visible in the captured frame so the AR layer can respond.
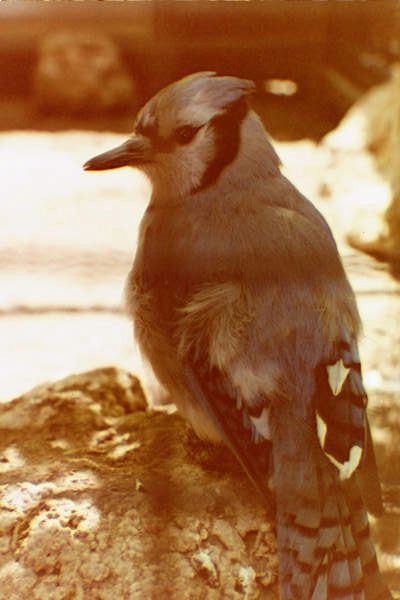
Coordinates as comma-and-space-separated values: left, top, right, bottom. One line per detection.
316, 413, 363, 480
327, 359, 350, 396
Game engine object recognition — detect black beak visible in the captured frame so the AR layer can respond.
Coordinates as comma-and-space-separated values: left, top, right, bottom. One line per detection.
83, 135, 151, 171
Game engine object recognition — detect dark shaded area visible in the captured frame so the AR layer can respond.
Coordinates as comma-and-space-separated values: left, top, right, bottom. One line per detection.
0, 1, 399, 140
369, 393, 400, 594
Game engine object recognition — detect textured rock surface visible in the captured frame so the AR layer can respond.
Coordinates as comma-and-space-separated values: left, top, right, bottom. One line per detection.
0, 367, 278, 600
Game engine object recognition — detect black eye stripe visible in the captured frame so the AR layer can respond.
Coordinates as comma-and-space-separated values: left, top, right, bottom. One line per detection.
194, 99, 249, 193
174, 125, 201, 145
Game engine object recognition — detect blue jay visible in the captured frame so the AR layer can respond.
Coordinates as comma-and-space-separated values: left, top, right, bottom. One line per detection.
84, 72, 392, 600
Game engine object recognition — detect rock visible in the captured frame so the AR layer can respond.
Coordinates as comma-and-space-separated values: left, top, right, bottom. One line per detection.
0, 367, 278, 600
33, 31, 138, 114
324, 64, 400, 271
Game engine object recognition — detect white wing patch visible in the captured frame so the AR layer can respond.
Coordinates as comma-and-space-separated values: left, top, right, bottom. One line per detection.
316, 413, 328, 447
250, 406, 272, 441
327, 359, 350, 396
338, 445, 363, 480
317, 412, 362, 480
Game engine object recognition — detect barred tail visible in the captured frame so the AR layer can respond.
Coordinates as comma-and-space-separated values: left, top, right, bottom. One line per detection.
276, 466, 392, 600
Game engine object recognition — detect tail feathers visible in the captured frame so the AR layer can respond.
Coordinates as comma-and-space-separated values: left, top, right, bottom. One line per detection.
277, 474, 392, 600
343, 478, 392, 600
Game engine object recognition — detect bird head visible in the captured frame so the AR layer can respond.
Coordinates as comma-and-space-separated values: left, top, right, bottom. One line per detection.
84, 72, 277, 200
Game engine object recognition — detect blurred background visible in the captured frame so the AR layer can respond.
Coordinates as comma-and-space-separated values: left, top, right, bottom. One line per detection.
1, 1, 400, 592
1, 1, 399, 135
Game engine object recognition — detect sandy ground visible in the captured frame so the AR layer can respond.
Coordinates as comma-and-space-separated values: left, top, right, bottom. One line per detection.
1, 131, 149, 400
1, 130, 399, 400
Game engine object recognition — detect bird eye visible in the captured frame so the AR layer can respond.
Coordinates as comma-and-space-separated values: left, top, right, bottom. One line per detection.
174, 125, 200, 145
